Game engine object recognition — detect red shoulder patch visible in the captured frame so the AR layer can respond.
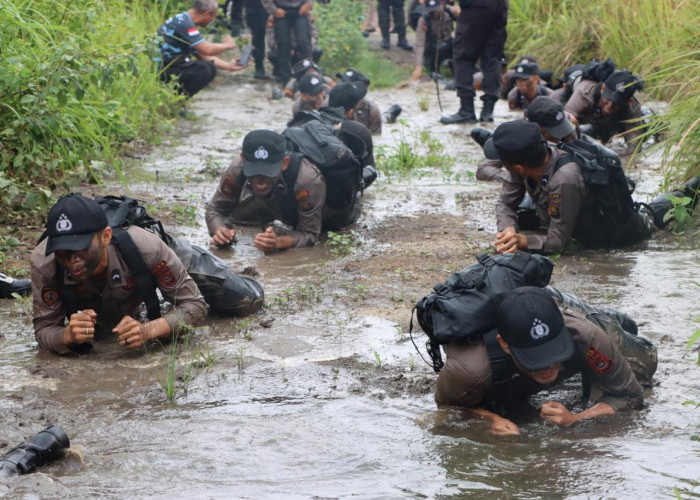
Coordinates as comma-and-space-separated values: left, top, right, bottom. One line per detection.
548, 193, 561, 217
42, 287, 59, 307
123, 275, 136, 291
152, 260, 177, 288
221, 174, 238, 196
295, 189, 310, 201
585, 346, 613, 374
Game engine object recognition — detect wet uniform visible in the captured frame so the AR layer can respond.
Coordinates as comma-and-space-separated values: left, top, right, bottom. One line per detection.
507, 84, 553, 110
31, 227, 207, 355
565, 79, 643, 144
435, 302, 645, 411
496, 147, 594, 254
476, 158, 509, 182
157, 11, 215, 96
292, 92, 330, 117
284, 74, 334, 99
205, 157, 326, 247
353, 98, 382, 135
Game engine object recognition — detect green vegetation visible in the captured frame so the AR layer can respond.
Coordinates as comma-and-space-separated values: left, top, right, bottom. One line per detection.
326, 230, 359, 257
376, 124, 456, 178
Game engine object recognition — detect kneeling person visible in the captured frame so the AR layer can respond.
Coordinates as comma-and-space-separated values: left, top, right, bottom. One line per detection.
31, 194, 208, 355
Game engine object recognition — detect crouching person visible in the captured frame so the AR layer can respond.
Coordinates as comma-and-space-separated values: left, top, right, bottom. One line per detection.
435, 286, 657, 435
31, 194, 208, 355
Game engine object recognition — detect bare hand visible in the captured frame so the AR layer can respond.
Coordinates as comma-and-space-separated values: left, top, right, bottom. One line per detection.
410, 66, 422, 82
222, 35, 237, 50
540, 401, 577, 427
113, 315, 147, 349
490, 416, 521, 436
274, 8, 286, 18
63, 309, 97, 345
254, 226, 279, 252
494, 226, 522, 254
299, 3, 311, 15
228, 60, 246, 71
211, 226, 237, 246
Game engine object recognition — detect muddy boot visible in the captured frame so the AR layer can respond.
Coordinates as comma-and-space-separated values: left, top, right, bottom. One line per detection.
440, 98, 476, 124
397, 38, 413, 51
470, 126, 494, 148
254, 64, 271, 80
0, 425, 70, 477
382, 104, 402, 123
479, 96, 497, 123
0, 273, 31, 299
380, 37, 390, 50
363, 165, 378, 189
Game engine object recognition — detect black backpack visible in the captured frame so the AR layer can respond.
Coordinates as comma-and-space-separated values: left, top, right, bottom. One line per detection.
286, 106, 346, 128
560, 58, 616, 102
554, 139, 649, 248
411, 252, 554, 372
283, 120, 363, 227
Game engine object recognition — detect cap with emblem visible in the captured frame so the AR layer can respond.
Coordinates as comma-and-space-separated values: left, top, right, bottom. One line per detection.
336, 68, 370, 86
525, 96, 575, 140
292, 59, 317, 80
45, 193, 108, 256
298, 74, 325, 96
483, 120, 548, 167
514, 61, 539, 79
241, 129, 287, 178
603, 70, 641, 105
496, 286, 574, 371
425, 0, 441, 12
329, 81, 368, 111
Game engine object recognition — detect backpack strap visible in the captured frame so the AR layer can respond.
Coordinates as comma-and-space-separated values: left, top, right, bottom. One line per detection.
281, 153, 303, 228
110, 227, 161, 320
55, 261, 79, 317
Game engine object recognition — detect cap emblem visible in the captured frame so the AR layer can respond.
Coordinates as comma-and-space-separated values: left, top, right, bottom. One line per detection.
615, 82, 625, 92
254, 146, 269, 160
310, 77, 320, 85
516, 66, 523, 73
303, 60, 310, 67
555, 111, 563, 121
346, 70, 353, 77
56, 214, 73, 232
530, 318, 550, 339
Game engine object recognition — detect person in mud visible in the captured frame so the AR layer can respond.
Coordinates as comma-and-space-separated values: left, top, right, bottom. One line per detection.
410, 0, 459, 83
440, 0, 508, 124
261, 0, 314, 85
435, 286, 656, 435
564, 69, 645, 148
291, 73, 329, 118
507, 60, 553, 111
487, 120, 654, 254
283, 59, 334, 99
328, 81, 382, 135
30, 194, 207, 355
0, 272, 31, 299
206, 129, 326, 251
158, 0, 247, 97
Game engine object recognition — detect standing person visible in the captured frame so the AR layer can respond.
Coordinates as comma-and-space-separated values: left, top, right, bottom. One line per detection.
261, 0, 314, 85
410, 0, 459, 82
440, 0, 508, 124
31, 194, 208, 355
158, 0, 247, 97
244, 0, 273, 79
378, 0, 413, 51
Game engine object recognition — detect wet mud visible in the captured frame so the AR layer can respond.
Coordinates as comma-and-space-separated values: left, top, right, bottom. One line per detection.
1, 50, 699, 498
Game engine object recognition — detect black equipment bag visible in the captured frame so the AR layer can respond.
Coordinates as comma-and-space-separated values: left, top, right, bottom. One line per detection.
555, 139, 649, 248
286, 107, 346, 128
283, 120, 363, 213
412, 252, 554, 372
579, 57, 616, 84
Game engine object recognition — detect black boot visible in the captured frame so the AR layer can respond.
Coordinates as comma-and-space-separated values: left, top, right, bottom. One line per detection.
382, 104, 402, 123
397, 38, 413, 51
0, 273, 31, 299
440, 98, 476, 124
479, 96, 497, 123
254, 65, 271, 80
363, 166, 378, 189
380, 38, 390, 50
470, 126, 494, 148
683, 176, 700, 206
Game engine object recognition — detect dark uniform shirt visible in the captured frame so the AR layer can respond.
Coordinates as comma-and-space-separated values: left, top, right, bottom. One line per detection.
158, 11, 205, 64
31, 227, 208, 355
205, 157, 326, 247
496, 147, 594, 254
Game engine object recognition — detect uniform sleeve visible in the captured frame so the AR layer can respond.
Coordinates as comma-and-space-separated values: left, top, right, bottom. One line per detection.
568, 314, 644, 411
524, 162, 585, 254
564, 82, 595, 119
205, 160, 245, 235
288, 159, 326, 247
173, 15, 205, 49
507, 87, 519, 109
435, 340, 492, 408
138, 230, 208, 334
368, 101, 382, 135
495, 171, 525, 231
31, 243, 74, 355
261, 0, 278, 15
476, 158, 508, 182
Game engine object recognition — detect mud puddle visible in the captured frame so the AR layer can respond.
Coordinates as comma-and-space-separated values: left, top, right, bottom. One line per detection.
1, 67, 699, 499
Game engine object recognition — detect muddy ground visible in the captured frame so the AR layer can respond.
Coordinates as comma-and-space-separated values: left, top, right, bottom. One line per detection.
1, 32, 699, 499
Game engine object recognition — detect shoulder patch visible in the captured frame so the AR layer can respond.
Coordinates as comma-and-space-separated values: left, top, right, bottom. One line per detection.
295, 189, 310, 201
152, 260, 177, 288
221, 174, 238, 196
585, 346, 613, 374
548, 193, 561, 217
123, 275, 136, 291
42, 287, 59, 307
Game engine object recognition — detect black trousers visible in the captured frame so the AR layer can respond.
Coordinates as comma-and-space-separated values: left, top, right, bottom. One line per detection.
244, 0, 268, 68
161, 59, 217, 97
274, 11, 312, 84
453, 0, 507, 101
378, 0, 407, 40
423, 37, 453, 73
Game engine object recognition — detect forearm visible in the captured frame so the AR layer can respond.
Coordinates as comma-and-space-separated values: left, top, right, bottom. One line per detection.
289, 229, 318, 247
35, 324, 74, 355
162, 298, 208, 336
573, 401, 615, 422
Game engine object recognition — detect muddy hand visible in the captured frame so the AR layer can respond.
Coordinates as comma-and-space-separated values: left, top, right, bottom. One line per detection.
254, 226, 278, 252
64, 309, 97, 345
540, 401, 576, 427
490, 416, 520, 436
494, 227, 520, 254
113, 315, 147, 349
211, 226, 237, 246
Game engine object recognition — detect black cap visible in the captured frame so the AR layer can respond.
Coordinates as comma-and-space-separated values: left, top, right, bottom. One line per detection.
241, 130, 287, 177
329, 81, 368, 111
603, 70, 641, 105
483, 120, 547, 167
338, 120, 373, 162
496, 286, 575, 371
425, 0, 441, 12
514, 61, 539, 79
292, 59, 317, 79
45, 193, 108, 256
298, 74, 325, 96
525, 96, 575, 140
336, 68, 371, 86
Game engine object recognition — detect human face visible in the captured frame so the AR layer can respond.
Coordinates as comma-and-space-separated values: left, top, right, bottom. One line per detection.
599, 96, 623, 116
249, 174, 280, 197
55, 230, 109, 281
516, 75, 539, 100
520, 363, 562, 384
300, 91, 324, 111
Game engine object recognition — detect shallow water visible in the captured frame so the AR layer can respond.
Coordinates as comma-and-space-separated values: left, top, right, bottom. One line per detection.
1, 71, 699, 499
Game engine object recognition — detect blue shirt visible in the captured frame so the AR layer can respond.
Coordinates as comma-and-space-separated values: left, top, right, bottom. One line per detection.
158, 12, 205, 64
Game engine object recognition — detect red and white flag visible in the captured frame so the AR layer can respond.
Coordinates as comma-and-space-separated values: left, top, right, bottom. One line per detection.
187, 28, 200, 37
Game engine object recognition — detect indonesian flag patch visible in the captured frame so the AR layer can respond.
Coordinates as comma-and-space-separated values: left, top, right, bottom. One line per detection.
187, 28, 200, 37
